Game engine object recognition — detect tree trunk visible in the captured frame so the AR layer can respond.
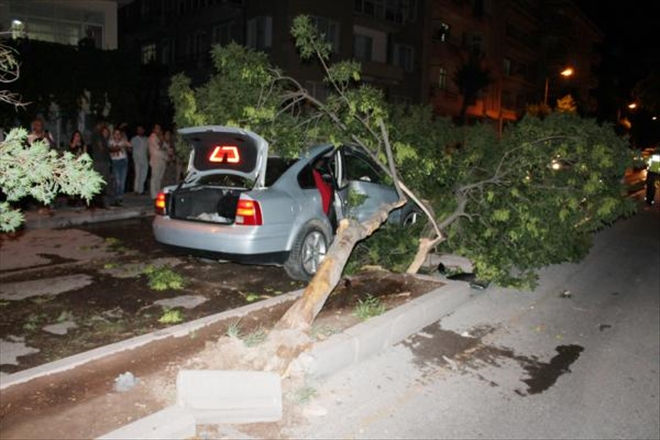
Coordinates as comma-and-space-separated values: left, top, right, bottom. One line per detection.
406, 236, 444, 274
275, 200, 404, 332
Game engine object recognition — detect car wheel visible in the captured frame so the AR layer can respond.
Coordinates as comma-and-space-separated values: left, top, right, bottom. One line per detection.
402, 209, 422, 227
284, 220, 330, 281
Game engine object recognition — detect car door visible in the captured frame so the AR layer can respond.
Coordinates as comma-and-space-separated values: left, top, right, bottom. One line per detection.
336, 148, 399, 223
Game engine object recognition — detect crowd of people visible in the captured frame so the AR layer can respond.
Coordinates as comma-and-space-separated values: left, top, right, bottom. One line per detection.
23, 117, 181, 211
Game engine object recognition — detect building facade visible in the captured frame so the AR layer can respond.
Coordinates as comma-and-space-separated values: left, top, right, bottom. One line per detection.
0, 0, 119, 50
117, 0, 602, 125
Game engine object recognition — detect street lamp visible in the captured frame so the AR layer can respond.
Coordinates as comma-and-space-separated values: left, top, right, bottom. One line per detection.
544, 67, 574, 106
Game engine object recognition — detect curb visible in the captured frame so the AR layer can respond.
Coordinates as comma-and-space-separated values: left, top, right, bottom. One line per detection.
292, 277, 472, 378
97, 277, 473, 440
23, 206, 154, 229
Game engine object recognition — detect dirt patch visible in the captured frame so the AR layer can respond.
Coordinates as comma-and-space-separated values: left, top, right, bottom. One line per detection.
0, 271, 443, 440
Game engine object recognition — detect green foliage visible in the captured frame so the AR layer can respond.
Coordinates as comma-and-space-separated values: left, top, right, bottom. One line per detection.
167, 14, 635, 291
158, 309, 184, 324
345, 223, 421, 274
226, 320, 242, 339
243, 326, 268, 347
353, 295, 386, 321
0, 128, 104, 232
143, 265, 186, 291
436, 113, 635, 288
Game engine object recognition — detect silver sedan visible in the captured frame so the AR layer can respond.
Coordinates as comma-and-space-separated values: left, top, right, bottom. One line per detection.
152, 125, 418, 280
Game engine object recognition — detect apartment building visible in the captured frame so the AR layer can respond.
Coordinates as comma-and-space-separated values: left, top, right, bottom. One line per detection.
117, 0, 602, 124
0, 0, 119, 50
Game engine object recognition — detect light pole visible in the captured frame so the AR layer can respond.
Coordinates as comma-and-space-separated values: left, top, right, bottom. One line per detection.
544, 67, 574, 106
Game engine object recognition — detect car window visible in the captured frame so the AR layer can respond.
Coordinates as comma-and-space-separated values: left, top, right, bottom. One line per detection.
298, 152, 337, 189
344, 152, 383, 184
197, 174, 252, 188
265, 157, 297, 187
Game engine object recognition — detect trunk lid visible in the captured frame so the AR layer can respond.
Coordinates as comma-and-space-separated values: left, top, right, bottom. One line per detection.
179, 125, 269, 188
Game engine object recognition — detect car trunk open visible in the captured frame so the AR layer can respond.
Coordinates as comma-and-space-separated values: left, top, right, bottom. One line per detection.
168, 186, 243, 224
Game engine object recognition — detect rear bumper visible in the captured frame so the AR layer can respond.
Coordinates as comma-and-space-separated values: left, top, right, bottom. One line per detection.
152, 215, 290, 257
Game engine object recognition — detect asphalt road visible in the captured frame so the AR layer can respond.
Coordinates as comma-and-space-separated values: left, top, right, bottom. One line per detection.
287, 203, 660, 439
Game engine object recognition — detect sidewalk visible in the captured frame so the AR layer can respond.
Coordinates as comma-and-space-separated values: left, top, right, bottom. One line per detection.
22, 193, 154, 230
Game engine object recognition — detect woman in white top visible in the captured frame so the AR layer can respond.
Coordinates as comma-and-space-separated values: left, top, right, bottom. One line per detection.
108, 128, 132, 206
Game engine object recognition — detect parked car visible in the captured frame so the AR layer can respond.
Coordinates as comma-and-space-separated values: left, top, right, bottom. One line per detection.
152, 125, 419, 280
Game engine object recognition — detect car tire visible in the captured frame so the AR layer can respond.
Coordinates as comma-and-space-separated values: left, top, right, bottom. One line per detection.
402, 209, 422, 227
284, 220, 331, 281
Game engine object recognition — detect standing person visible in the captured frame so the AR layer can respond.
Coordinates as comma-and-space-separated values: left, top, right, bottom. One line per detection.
645, 146, 660, 206
89, 123, 113, 208
27, 117, 55, 148
130, 125, 149, 194
27, 117, 57, 213
108, 127, 131, 206
149, 124, 171, 199
69, 130, 87, 156
162, 129, 177, 186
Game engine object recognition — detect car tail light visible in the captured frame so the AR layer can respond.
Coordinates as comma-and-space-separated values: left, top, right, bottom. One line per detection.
155, 192, 167, 215
235, 199, 262, 226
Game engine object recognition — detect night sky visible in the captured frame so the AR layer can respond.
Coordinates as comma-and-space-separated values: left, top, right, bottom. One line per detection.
577, 1, 659, 92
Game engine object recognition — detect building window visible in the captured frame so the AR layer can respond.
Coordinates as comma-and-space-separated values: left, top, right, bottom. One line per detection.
393, 44, 414, 72
432, 21, 451, 43
161, 38, 175, 65
353, 34, 373, 61
464, 33, 483, 57
355, 0, 415, 25
213, 21, 237, 45
309, 16, 340, 53
141, 43, 156, 64
246, 16, 272, 50
438, 67, 447, 90
186, 31, 207, 60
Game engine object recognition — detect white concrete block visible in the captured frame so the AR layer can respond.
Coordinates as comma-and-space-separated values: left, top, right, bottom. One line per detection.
176, 370, 282, 424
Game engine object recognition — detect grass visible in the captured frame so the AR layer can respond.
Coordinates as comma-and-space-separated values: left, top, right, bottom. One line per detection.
292, 385, 317, 405
143, 265, 186, 291
225, 320, 267, 347
353, 295, 386, 321
310, 324, 339, 341
104, 237, 129, 252
243, 326, 268, 347
158, 309, 184, 324
22, 313, 46, 332
226, 320, 242, 339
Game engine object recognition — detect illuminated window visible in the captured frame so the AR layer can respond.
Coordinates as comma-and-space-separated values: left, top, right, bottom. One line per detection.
438, 67, 447, 90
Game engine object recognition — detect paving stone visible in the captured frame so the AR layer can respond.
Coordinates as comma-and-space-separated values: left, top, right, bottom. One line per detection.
0, 274, 93, 301
42, 320, 78, 335
154, 295, 208, 309
0, 339, 40, 366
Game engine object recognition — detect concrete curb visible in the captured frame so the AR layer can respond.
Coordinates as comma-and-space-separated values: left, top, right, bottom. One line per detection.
0, 288, 304, 391
23, 206, 154, 229
292, 277, 472, 378
97, 277, 474, 440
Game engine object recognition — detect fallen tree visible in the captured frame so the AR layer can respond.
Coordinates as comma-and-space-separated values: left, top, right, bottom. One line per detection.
168, 16, 636, 373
